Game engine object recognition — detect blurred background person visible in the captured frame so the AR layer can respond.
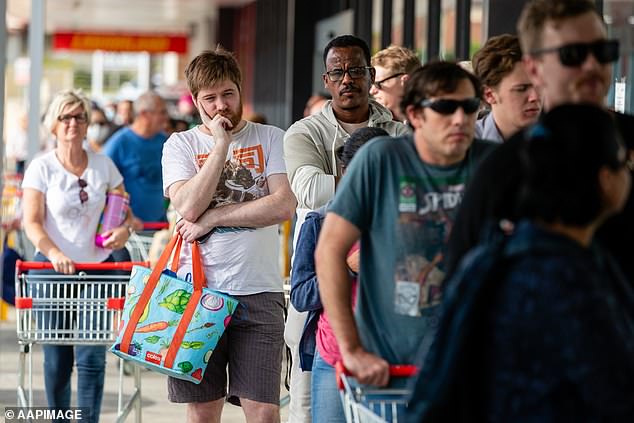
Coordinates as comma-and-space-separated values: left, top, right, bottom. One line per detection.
406, 104, 634, 422
303, 93, 330, 117
472, 34, 542, 142
21, 89, 134, 423
6, 113, 29, 174
177, 93, 201, 127
370, 45, 422, 123
85, 103, 117, 153
103, 91, 169, 229
114, 99, 134, 127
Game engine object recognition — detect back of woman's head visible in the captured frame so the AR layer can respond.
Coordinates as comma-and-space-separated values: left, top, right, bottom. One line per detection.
518, 104, 624, 226
338, 127, 389, 169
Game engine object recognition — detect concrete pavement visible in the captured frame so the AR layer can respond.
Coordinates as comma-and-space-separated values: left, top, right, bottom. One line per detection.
0, 309, 290, 423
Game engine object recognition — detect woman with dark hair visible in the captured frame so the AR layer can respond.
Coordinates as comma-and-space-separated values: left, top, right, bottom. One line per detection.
406, 104, 634, 422
290, 126, 389, 423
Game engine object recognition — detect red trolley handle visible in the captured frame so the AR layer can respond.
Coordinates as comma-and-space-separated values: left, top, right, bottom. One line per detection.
142, 222, 169, 230
335, 361, 418, 390
16, 260, 150, 274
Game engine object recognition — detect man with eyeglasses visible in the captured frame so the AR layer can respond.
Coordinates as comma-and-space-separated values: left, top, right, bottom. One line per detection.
370, 45, 422, 123
445, 0, 634, 283
283, 34, 408, 422
472, 34, 542, 142
315, 62, 496, 391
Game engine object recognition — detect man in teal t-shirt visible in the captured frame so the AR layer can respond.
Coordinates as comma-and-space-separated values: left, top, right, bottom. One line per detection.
316, 62, 496, 387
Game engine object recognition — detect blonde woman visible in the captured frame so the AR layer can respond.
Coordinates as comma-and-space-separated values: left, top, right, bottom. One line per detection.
22, 89, 133, 423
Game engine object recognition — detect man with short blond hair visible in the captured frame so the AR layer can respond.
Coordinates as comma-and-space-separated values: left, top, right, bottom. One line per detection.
162, 47, 296, 423
472, 34, 542, 142
370, 45, 422, 122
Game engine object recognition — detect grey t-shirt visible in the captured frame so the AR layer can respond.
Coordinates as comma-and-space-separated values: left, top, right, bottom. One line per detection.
329, 135, 494, 365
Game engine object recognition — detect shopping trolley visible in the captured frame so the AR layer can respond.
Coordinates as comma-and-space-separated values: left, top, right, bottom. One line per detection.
125, 222, 170, 262
15, 260, 149, 423
336, 362, 418, 423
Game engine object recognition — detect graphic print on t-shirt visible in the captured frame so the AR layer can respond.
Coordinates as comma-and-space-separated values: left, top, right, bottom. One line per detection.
394, 176, 465, 317
195, 144, 269, 209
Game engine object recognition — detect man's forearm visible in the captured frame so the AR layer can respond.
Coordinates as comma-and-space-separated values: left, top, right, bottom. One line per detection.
195, 188, 296, 229
170, 143, 230, 222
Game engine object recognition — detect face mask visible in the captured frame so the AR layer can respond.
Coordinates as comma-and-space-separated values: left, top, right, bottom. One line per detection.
87, 123, 111, 145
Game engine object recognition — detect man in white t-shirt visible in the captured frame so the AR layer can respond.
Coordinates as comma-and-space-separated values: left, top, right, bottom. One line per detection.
162, 47, 296, 423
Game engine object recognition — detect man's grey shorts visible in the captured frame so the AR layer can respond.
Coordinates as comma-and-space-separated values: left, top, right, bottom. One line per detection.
168, 291, 285, 406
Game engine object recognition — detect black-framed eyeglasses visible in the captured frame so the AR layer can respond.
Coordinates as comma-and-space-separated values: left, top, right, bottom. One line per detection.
530, 39, 619, 67
325, 66, 372, 82
373, 73, 404, 90
58, 113, 88, 124
78, 178, 88, 204
419, 98, 481, 115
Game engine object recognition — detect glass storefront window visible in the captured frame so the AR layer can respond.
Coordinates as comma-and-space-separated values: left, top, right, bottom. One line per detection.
605, 0, 634, 113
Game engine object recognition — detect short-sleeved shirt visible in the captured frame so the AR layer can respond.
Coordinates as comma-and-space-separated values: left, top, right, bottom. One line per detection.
22, 150, 123, 262
329, 135, 495, 365
162, 122, 287, 295
102, 127, 167, 222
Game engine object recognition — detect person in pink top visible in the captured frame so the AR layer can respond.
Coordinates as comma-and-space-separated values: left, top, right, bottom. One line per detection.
289, 127, 388, 423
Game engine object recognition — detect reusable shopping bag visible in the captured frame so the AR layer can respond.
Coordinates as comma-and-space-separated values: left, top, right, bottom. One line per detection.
110, 234, 238, 383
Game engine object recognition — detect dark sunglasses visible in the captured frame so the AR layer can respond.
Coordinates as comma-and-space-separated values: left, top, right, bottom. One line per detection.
531, 39, 619, 67
419, 98, 480, 115
78, 178, 88, 204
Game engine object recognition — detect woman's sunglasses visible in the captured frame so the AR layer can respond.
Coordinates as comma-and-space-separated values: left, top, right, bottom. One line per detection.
531, 39, 619, 67
419, 98, 481, 115
78, 178, 88, 204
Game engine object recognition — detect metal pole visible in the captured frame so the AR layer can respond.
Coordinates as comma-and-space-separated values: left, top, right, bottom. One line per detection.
427, 0, 441, 60
455, 0, 471, 60
284, 0, 295, 128
0, 0, 6, 178
381, 0, 392, 49
28, 0, 45, 162
403, 0, 415, 49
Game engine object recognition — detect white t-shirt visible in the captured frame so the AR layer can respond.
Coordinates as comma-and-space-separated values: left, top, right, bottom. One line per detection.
22, 149, 124, 262
162, 122, 287, 295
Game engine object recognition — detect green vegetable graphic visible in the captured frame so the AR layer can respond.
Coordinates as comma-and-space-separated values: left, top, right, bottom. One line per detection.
145, 335, 161, 344
177, 361, 193, 373
181, 341, 205, 350
159, 289, 191, 314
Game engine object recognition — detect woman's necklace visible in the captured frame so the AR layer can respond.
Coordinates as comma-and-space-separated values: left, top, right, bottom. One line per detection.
56, 149, 88, 177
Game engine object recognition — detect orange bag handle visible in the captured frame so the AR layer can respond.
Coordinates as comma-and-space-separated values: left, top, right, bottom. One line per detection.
120, 233, 185, 354
164, 241, 205, 368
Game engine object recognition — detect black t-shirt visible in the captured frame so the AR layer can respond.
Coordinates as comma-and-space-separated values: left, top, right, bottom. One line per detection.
445, 111, 634, 282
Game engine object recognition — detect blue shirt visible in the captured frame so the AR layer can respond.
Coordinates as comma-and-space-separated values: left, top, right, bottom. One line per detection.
103, 127, 167, 222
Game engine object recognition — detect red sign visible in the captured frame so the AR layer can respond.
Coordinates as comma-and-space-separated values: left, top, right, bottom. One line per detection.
53, 32, 188, 54
145, 351, 162, 365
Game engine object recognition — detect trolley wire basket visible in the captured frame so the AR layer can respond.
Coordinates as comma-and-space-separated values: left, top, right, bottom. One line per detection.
125, 222, 170, 263
15, 260, 149, 423
336, 362, 418, 423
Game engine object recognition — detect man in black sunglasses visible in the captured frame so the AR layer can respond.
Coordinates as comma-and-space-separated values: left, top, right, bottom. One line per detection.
315, 62, 496, 389
446, 0, 634, 283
